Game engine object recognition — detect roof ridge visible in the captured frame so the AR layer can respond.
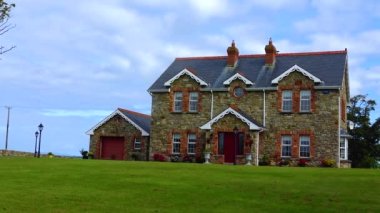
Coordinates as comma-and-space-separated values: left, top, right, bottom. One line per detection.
175, 50, 347, 61
117, 108, 151, 118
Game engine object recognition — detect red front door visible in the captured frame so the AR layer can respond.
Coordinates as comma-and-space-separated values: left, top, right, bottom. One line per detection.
101, 137, 125, 160
223, 133, 236, 164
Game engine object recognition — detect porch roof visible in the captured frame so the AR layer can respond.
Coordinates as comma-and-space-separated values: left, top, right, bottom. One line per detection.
200, 107, 263, 131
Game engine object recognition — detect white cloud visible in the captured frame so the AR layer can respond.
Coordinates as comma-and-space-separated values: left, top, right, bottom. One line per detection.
41, 109, 113, 117
188, 0, 230, 18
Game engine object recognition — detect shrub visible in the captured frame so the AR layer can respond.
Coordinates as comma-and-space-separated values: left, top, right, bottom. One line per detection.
170, 155, 180, 162
195, 155, 204, 163
182, 155, 194, 163
88, 152, 94, 159
321, 159, 335, 167
279, 158, 290, 166
298, 159, 309, 167
153, 153, 166, 162
80, 149, 88, 159
259, 154, 270, 166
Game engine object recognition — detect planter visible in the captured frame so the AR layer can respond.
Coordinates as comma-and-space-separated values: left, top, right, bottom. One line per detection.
245, 153, 252, 166
204, 152, 211, 164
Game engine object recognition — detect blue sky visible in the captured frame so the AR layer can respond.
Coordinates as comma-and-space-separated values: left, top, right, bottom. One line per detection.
1, 0, 380, 156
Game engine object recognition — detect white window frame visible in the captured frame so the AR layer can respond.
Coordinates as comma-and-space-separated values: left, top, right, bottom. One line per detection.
281, 135, 292, 157
174, 92, 183, 112
282, 90, 292, 112
299, 136, 310, 158
134, 138, 141, 150
172, 133, 181, 154
340, 138, 348, 160
187, 133, 196, 154
300, 90, 311, 112
189, 92, 198, 112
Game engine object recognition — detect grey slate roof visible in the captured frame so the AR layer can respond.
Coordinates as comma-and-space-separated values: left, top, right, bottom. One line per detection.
118, 108, 151, 133
148, 51, 347, 91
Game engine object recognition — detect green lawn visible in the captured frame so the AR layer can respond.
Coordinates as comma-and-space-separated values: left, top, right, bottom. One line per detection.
0, 157, 379, 212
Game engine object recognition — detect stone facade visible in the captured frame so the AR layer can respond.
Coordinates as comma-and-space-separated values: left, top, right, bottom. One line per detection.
150, 70, 349, 167
89, 114, 149, 161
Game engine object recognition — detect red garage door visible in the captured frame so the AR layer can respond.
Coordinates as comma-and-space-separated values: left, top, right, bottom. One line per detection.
101, 137, 125, 160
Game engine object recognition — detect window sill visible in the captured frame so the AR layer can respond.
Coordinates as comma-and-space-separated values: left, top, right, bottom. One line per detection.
299, 112, 312, 114
171, 111, 183, 114
187, 111, 199, 114
280, 112, 293, 115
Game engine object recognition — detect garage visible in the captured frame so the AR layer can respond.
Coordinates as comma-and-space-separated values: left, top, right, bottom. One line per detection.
101, 136, 125, 160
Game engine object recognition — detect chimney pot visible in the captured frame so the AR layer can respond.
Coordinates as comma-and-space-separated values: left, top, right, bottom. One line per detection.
227, 40, 239, 67
265, 38, 277, 66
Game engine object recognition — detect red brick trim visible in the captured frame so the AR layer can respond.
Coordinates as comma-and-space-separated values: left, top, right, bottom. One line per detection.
167, 129, 200, 156
169, 87, 202, 113
277, 84, 316, 113
276, 130, 315, 159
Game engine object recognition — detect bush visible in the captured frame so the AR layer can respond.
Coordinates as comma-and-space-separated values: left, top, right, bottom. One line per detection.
80, 149, 88, 159
279, 158, 290, 166
195, 155, 204, 163
259, 154, 270, 166
298, 159, 309, 167
153, 153, 166, 162
170, 155, 180, 162
321, 159, 335, 167
182, 155, 194, 163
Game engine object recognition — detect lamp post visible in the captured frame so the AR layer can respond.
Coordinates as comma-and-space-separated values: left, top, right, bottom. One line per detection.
233, 126, 238, 165
34, 131, 39, 157
37, 123, 44, 158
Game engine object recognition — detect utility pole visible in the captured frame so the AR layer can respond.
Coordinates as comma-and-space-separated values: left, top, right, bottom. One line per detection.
4, 106, 11, 151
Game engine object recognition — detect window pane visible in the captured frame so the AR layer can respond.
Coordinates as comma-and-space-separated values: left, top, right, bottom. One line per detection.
340, 138, 347, 160
299, 136, 310, 157
134, 138, 141, 150
189, 92, 198, 112
281, 136, 292, 157
218, 133, 224, 154
173, 133, 181, 153
282, 91, 292, 112
300, 90, 311, 112
174, 92, 183, 112
237, 133, 244, 155
188, 133, 196, 154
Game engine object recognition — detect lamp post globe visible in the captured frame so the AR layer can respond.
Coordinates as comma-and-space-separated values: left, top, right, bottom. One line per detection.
37, 123, 44, 158
34, 131, 39, 157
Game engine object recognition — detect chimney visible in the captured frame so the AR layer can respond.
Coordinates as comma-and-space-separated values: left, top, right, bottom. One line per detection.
265, 38, 277, 66
227, 40, 239, 67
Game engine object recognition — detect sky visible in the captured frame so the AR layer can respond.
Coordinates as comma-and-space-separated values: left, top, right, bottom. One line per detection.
1, 0, 380, 156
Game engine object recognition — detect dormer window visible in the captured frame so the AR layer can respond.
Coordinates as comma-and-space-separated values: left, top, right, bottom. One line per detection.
174, 92, 183, 112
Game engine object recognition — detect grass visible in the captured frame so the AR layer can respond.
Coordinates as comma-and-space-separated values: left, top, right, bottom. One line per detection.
0, 157, 379, 212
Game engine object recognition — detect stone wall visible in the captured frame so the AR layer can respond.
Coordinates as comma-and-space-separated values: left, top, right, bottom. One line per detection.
90, 114, 149, 161
150, 72, 343, 166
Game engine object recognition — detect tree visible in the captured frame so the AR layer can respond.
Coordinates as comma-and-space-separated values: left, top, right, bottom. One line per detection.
347, 94, 380, 168
0, 0, 15, 55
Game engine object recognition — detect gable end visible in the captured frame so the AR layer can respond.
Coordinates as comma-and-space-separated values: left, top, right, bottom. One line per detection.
271, 64, 322, 84
164, 68, 208, 87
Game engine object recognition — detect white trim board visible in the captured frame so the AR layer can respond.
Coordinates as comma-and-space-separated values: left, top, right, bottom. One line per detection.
86, 109, 149, 136
271, 64, 322, 84
164, 68, 208, 87
200, 107, 262, 130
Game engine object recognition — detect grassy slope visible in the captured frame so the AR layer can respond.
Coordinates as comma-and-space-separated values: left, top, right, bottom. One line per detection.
0, 158, 379, 213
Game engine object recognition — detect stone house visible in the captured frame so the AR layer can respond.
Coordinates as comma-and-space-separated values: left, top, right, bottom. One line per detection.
87, 108, 151, 161
147, 39, 351, 167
